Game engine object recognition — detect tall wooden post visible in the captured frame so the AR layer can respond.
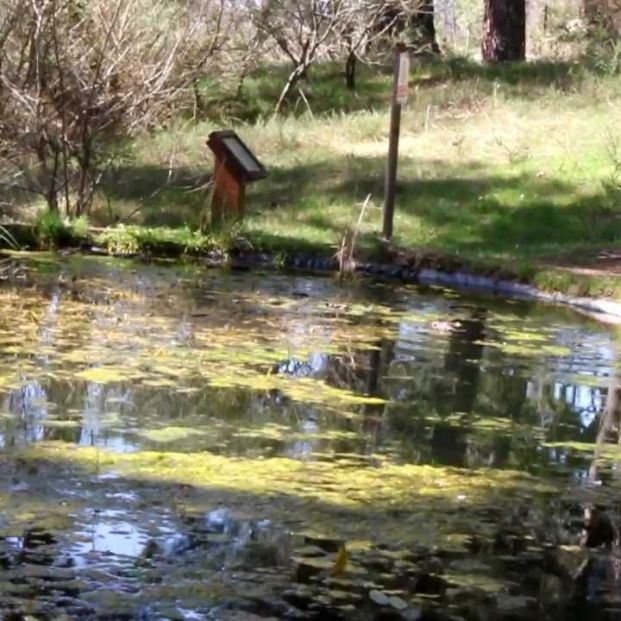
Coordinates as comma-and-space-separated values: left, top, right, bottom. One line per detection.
382, 44, 409, 241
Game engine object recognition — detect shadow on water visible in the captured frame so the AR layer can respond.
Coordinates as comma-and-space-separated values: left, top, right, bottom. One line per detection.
2, 255, 621, 618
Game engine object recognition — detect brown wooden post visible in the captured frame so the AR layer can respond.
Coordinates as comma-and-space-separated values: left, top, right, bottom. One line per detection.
211, 159, 247, 226
210, 158, 226, 226
382, 43, 408, 242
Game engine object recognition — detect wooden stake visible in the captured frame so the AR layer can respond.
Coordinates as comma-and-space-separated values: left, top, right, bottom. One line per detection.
382, 43, 408, 241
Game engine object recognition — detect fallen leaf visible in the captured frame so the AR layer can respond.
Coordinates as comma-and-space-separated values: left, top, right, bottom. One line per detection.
330, 543, 348, 576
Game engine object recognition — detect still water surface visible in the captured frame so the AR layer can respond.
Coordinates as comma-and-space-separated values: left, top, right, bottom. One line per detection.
1, 254, 620, 619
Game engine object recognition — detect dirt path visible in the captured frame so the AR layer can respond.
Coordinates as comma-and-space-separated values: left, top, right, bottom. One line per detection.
546, 250, 621, 278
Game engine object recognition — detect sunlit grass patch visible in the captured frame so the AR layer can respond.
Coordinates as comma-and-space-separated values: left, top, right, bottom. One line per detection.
70, 61, 621, 297
93, 224, 221, 256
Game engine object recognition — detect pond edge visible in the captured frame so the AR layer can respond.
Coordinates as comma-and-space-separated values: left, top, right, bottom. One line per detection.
231, 251, 621, 323
4, 217, 621, 323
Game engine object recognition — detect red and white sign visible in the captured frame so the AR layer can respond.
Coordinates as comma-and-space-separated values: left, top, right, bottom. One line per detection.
396, 52, 410, 104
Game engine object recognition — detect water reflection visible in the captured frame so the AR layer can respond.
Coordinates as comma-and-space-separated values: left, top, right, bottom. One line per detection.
0, 261, 618, 478
3, 257, 621, 617
1, 381, 49, 447
71, 509, 151, 560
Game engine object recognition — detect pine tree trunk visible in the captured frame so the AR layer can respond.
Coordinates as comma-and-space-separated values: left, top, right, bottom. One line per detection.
482, 0, 526, 62
377, 0, 440, 54
414, 0, 441, 54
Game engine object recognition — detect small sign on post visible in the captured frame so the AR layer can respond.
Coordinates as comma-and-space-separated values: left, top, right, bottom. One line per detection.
396, 52, 410, 105
382, 44, 409, 241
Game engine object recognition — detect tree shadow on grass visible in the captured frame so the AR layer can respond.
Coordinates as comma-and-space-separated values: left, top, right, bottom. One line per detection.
96, 160, 337, 231
203, 57, 585, 124
417, 56, 583, 91
91, 149, 621, 268
241, 152, 621, 263
201, 61, 394, 122
95, 164, 211, 228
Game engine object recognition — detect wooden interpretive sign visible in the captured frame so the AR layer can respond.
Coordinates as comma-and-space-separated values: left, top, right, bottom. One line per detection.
207, 130, 267, 225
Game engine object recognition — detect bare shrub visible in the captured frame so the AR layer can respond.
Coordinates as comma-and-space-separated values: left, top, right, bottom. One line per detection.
0, 0, 233, 216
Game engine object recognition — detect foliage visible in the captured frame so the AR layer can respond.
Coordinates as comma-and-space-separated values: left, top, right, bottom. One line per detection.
0, 0, 235, 216
93, 224, 220, 256
35, 209, 73, 248
70, 215, 91, 239
0, 225, 20, 250
586, 29, 621, 75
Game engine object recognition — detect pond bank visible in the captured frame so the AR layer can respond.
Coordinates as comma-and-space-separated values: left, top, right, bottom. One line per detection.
3, 221, 621, 322
233, 250, 621, 323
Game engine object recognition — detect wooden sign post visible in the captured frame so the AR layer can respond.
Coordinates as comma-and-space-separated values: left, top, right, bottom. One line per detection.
382, 44, 409, 241
206, 130, 267, 226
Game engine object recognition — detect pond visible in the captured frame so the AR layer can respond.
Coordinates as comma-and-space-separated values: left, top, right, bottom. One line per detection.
1, 253, 621, 620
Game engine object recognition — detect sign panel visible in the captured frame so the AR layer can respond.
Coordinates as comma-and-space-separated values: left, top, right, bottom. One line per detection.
221, 136, 263, 175
207, 130, 267, 182
396, 52, 410, 105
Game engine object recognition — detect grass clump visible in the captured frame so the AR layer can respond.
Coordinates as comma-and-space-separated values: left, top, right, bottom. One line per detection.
0, 225, 20, 250
93, 224, 223, 257
36, 210, 74, 248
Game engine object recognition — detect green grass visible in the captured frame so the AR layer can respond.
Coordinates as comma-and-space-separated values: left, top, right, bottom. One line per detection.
35, 209, 75, 248
92, 224, 232, 257
34, 58, 621, 298
197, 62, 394, 121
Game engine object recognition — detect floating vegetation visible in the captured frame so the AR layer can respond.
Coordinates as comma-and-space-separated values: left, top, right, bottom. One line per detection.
0, 253, 619, 618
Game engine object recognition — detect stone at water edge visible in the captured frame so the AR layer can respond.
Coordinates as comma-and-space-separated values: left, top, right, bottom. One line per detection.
369, 589, 390, 606
388, 595, 408, 611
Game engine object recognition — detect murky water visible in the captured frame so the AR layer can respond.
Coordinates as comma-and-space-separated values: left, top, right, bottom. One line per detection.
1, 253, 621, 619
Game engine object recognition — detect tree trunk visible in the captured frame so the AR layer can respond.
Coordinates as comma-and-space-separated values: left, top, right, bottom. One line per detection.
412, 0, 441, 54
482, 0, 526, 63
75, 152, 91, 217
377, 0, 440, 54
192, 79, 204, 124
46, 151, 60, 213
444, 311, 486, 414
345, 50, 356, 90
35, 139, 59, 213
589, 381, 621, 483
274, 64, 305, 114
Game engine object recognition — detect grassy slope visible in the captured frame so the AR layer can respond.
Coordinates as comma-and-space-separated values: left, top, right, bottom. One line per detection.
97, 60, 621, 297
